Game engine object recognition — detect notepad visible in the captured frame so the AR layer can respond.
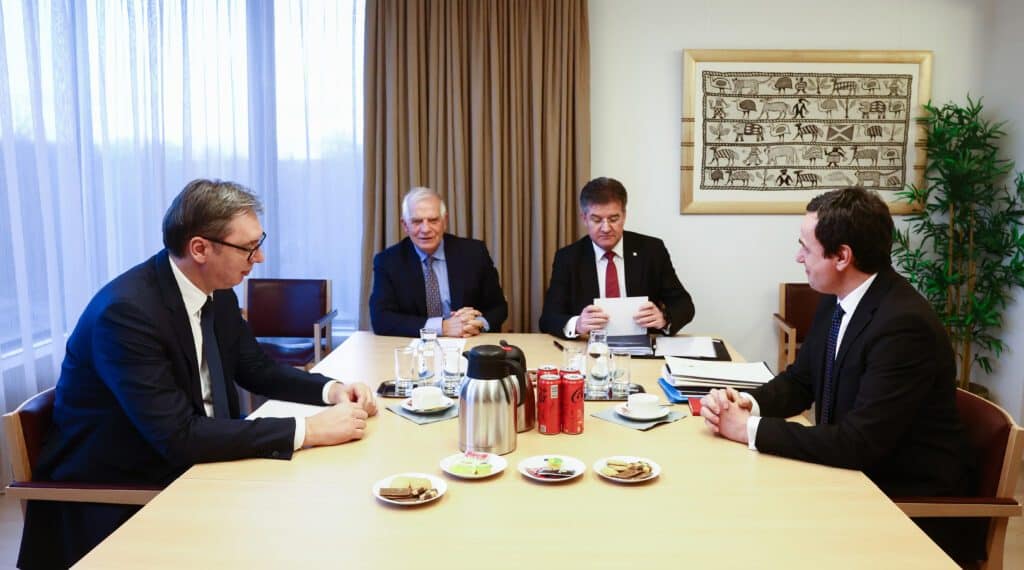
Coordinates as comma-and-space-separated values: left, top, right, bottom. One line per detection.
654, 336, 716, 358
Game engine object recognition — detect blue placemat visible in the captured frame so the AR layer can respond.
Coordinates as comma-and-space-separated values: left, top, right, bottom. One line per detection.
591, 406, 686, 431
386, 403, 459, 425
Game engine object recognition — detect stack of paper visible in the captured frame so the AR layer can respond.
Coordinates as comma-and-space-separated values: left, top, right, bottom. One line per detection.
663, 356, 774, 392
607, 334, 654, 356
654, 336, 716, 358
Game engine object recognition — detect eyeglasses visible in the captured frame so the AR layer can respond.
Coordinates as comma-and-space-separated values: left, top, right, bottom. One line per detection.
201, 231, 267, 262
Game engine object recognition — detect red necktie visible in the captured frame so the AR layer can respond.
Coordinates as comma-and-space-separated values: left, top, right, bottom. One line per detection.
604, 251, 620, 298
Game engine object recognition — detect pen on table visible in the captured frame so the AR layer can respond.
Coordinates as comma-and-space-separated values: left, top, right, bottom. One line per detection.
552, 340, 566, 352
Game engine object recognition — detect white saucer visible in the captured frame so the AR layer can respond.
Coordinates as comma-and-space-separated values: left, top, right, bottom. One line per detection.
372, 472, 447, 506
593, 456, 662, 484
614, 403, 669, 421
401, 396, 455, 415
517, 455, 586, 483
439, 452, 508, 479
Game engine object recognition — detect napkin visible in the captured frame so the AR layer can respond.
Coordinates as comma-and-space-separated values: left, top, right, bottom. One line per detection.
590, 406, 686, 431
386, 403, 459, 425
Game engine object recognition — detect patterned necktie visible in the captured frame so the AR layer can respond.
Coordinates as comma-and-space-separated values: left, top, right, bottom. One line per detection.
200, 298, 231, 419
604, 251, 621, 298
424, 256, 443, 317
820, 303, 846, 425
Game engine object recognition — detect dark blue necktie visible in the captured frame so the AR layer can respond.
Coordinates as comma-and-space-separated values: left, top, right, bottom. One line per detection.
201, 298, 231, 419
820, 304, 846, 425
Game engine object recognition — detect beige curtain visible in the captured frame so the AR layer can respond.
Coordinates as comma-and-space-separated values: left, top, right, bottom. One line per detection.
361, 0, 590, 332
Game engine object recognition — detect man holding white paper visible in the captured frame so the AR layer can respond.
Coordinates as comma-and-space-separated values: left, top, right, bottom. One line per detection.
539, 177, 695, 338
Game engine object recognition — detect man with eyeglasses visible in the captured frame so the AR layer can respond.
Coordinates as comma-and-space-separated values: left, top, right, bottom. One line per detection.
18, 179, 378, 569
539, 177, 695, 338
369, 187, 508, 337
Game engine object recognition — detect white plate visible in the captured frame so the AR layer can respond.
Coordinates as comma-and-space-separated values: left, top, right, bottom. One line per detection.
372, 472, 447, 506
614, 403, 669, 421
517, 455, 586, 483
593, 456, 662, 484
401, 396, 455, 415
439, 452, 508, 479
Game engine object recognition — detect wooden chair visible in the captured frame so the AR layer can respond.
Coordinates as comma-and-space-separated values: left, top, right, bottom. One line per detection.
245, 278, 337, 368
3, 388, 161, 512
772, 282, 824, 373
895, 389, 1024, 570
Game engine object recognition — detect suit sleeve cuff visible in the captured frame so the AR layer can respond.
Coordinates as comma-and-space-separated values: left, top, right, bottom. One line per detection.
564, 317, 580, 338
293, 418, 305, 450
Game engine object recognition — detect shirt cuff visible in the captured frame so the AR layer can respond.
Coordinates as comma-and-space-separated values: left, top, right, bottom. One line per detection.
321, 380, 341, 404
746, 416, 761, 451
739, 392, 761, 451
564, 316, 580, 338
479, 317, 491, 332
424, 316, 443, 334
293, 418, 305, 450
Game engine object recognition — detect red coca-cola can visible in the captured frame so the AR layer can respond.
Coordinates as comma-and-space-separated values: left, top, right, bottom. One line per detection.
560, 373, 585, 435
537, 373, 561, 435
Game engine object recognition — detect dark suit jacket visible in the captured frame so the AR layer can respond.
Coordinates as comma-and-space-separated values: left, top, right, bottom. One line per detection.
369, 234, 508, 337
539, 231, 695, 338
19, 250, 331, 569
751, 268, 973, 497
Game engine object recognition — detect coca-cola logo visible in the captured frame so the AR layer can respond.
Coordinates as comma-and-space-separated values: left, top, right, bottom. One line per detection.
571, 389, 584, 403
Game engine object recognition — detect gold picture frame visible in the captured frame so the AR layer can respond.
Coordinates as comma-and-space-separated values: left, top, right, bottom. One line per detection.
681, 49, 932, 214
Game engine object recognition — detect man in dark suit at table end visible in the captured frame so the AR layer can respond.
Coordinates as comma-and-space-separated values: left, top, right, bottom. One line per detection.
369, 187, 508, 337
18, 179, 378, 569
539, 176, 695, 339
700, 186, 982, 563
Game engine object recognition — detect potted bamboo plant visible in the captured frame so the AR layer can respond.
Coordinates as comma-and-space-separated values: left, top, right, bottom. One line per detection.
892, 96, 1024, 395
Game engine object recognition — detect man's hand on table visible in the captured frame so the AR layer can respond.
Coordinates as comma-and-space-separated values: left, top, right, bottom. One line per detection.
442, 307, 484, 338
700, 387, 751, 444
328, 382, 378, 416
304, 403, 369, 447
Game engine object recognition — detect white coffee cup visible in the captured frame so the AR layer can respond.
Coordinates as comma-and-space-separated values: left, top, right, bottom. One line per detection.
411, 385, 444, 410
627, 393, 661, 417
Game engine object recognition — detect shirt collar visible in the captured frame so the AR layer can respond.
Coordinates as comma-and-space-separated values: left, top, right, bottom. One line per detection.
413, 238, 446, 263
837, 272, 878, 317
591, 237, 624, 260
168, 255, 210, 316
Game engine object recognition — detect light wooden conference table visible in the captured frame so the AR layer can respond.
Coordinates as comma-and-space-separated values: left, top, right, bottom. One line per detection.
78, 332, 954, 568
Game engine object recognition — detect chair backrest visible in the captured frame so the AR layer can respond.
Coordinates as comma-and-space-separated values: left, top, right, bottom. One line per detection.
956, 388, 1021, 498
779, 283, 824, 343
3, 387, 55, 483
246, 279, 330, 338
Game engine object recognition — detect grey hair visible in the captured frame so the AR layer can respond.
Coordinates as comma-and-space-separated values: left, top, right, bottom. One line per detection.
401, 187, 447, 221
162, 179, 263, 257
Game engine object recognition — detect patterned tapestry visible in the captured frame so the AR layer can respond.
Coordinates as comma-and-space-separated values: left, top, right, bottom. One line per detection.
698, 71, 913, 192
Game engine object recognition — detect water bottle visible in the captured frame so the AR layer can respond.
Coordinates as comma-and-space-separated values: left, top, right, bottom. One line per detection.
415, 328, 444, 387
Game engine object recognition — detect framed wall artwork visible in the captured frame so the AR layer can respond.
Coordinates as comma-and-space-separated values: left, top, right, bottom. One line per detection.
680, 49, 932, 214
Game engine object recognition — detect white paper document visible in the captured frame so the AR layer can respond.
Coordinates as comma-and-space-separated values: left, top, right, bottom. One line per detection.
664, 357, 775, 385
655, 336, 716, 358
594, 296, 647, 336
246, 399, 327, 420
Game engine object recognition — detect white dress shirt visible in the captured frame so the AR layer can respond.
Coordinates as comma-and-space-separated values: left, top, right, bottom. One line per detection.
744, 273, 878, 450
563, 239, 626, 338
168, 257, 336, 450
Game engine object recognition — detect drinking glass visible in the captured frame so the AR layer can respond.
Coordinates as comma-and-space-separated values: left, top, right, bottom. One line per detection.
586, 329, 610, 398
415, 328, 443, 387
562, 345, 585, 373
611, 350, 631, 396
394, 347, 417, 397
442, 346, 463, 397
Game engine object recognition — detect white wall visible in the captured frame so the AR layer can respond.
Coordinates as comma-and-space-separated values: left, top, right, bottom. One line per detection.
589, 0, 1024, 420
980, 0, 1024, 420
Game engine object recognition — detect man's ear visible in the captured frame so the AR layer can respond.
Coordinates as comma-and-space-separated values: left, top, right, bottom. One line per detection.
187, 236, 211, 264
833, 244, 854, 271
